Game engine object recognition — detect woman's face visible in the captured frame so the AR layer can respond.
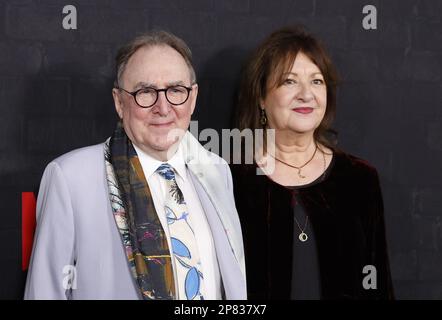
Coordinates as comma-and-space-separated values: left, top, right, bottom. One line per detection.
261, 52, 327, 136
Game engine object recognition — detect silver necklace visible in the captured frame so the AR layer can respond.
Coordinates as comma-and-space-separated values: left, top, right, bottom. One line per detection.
295, 215, 309, 242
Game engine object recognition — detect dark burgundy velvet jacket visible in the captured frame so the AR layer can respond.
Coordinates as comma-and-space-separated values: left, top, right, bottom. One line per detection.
230, 150, 394, 300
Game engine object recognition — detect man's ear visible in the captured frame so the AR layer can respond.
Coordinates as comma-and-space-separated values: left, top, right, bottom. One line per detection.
190, 84, 198, 115
112, 88, 124, 119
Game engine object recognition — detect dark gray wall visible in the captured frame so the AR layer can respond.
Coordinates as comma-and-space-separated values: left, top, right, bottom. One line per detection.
0, 0, 441, 299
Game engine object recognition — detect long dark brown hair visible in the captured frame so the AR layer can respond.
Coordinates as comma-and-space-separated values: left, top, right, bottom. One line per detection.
236, 25, 340, 151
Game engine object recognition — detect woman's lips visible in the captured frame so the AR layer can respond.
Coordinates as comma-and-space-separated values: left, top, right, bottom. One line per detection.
293, 107, 314, 114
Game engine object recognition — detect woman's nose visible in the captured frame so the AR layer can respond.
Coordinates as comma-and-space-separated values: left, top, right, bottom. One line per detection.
296, 82, 314, 101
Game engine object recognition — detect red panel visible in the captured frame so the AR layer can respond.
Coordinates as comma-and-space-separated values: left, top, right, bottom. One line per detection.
22, 192, 36, 271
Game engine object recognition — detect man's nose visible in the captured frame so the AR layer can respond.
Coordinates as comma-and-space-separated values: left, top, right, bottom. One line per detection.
152, 91, 171, 115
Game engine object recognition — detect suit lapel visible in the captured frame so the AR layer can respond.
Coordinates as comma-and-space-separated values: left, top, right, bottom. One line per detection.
187, 168, 246, 299
181, 133, 241, 263
180, 131, 247, 299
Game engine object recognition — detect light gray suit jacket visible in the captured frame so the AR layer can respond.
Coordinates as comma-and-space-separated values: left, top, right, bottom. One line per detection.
24, 132, 247, 300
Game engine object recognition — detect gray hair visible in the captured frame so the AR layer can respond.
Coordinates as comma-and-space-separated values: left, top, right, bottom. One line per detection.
114, 30, 196, 88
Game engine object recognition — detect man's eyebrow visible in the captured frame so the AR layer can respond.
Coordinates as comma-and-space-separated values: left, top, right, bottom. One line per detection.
132, 81, 154, 90
166, 80, 186, 86
132, 80, 187, 90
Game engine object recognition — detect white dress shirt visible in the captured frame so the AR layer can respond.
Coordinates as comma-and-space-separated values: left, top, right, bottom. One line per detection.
132, 142, 221, 300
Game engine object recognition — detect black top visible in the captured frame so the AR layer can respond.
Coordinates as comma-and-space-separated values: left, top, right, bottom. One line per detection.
290, 200, 320, 299
286, 155, 335, 299
230, 150, 394, 300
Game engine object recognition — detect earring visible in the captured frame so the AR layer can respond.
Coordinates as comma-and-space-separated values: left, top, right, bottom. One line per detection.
260, 108, 267, 126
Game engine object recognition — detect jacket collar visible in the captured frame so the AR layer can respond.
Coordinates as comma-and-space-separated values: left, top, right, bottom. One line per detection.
180, 131, 244, 271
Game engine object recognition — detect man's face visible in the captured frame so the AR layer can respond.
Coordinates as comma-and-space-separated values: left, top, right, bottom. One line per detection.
112, 45, 197, 159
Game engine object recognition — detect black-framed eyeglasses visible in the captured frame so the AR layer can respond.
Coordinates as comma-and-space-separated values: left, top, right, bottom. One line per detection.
115, 85, 194, 108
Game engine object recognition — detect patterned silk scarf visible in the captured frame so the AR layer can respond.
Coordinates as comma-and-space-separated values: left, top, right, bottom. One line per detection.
104, 121, 175, 299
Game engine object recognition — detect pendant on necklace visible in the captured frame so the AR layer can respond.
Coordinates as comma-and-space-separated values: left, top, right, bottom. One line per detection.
299, 232, 308, 242
298, 169, 306, 179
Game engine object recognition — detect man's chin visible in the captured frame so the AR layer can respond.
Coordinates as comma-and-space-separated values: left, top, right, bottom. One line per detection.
134, 129, 185, 158
151, 135, 181, 151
